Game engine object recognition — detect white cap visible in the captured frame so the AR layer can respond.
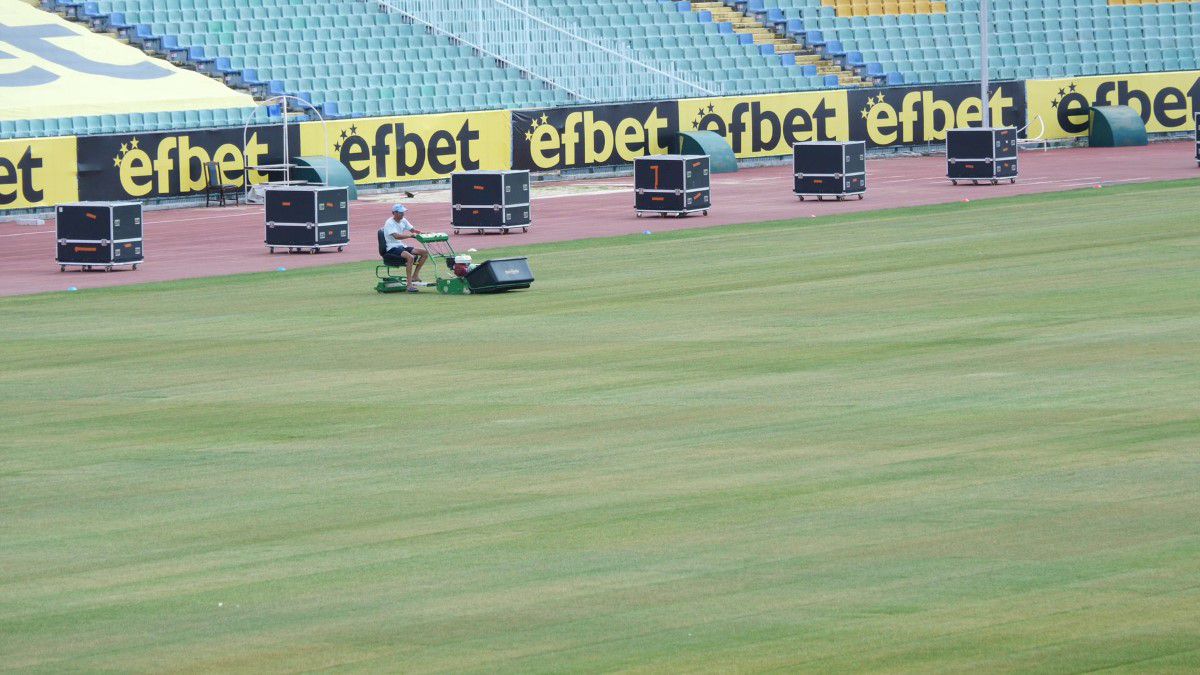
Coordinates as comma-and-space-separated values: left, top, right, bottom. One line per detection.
391, 203, 407, 213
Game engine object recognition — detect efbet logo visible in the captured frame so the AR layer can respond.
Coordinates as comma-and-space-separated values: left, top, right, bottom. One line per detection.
111, 133, 272, 197
858, 87, 1016, 146
690, 98, 842, 154
332, 120, 481, 181
0, 145, 43, 206
524, 108, 672, 169
1047, 78, 1200, 133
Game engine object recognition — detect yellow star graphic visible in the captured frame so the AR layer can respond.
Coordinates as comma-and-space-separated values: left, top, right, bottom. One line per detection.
130, 138, 140, 149
112, 155, 121, 167
120, 142, 129, 154
539, 114, 548, 125
524, 131, 532, 140
875, 93, 886, 104
860, 108, 868, 119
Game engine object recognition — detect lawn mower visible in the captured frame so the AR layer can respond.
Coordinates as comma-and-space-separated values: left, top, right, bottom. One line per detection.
375, 231, 473, 295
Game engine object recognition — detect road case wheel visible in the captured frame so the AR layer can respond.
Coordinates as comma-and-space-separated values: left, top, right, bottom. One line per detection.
310, 248, 318, 254
991, 179, 999, 185
797, 195, 804, 201
337, 246, 344, 252
269, 246, 275, 253
951, 179, 958, 185
837, 195, 845, 201
1010, 178, 1016, 184
105, 265, 112, 272
857, 194, 864, 200
454, 229, 460, 234
635, 212, 642, 218
132, 263, 139, 270
501, 228, 509, 234
702, 210, 708, 216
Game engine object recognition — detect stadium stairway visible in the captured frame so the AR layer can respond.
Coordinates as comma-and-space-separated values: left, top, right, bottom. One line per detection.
688, 0, 871, 87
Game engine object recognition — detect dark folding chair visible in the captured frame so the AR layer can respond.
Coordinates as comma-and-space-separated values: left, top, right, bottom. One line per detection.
204, 161, 242, 207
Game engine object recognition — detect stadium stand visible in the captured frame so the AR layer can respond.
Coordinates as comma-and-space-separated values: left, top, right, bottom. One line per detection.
730, 0, 1200, 84
517, 0, 858, 93
8, 0, 1200, 142
30, 0, 865, 128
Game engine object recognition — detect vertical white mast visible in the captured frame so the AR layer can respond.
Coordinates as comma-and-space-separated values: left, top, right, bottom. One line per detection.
980, 0, 991, 127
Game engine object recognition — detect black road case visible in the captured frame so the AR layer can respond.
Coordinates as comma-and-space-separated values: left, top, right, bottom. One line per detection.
264, 185, 349, 253
947, 127, 1018, 185
635, 155, 710, 217
793, 141, 866, 201
452, 170, 531, 234
55, 201, 143, 272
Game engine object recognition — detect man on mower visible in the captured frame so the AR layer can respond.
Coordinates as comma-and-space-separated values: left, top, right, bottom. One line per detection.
381, 204, 428, 292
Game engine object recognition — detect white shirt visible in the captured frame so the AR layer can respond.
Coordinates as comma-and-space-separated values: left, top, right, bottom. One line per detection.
382, 216, 414, 249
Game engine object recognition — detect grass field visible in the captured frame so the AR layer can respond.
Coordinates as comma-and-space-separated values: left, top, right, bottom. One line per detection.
2, 181, 1199, 672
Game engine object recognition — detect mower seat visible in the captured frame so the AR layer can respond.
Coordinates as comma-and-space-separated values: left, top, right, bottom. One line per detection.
378, 228, 408, 267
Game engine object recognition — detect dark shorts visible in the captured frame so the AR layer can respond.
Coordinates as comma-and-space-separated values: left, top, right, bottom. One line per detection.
386, 245, 415, 259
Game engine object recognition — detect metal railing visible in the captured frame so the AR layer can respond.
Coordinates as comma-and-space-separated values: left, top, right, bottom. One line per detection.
369, 0, 716, 104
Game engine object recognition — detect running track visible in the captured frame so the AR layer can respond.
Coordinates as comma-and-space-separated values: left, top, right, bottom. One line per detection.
1, 142, 1194, 297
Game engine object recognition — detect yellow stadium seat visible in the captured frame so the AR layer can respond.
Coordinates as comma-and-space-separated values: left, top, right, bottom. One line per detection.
825, 0, 947, 15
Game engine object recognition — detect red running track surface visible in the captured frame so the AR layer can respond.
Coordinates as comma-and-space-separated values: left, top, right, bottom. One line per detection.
0, 142, 1194, 297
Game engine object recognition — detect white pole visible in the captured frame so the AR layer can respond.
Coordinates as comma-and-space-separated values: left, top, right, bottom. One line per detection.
980, 0, 991, 128
281, 97, 291, 184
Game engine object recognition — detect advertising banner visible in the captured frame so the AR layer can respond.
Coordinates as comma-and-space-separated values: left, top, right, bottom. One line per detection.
75, 125, 295, 201
298, 110, 510, 184
677, 90, 850, 158
0, 135, 78, 210
847, 81, 1027, 148
512, 101, 679, 171
1027, 71, 1200, 139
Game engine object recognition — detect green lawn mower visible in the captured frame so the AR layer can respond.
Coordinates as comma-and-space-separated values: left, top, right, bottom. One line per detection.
375, 231, 474, 294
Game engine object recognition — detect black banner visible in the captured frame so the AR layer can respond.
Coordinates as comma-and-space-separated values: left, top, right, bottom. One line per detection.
512, 101, 680, 171
76, 124, 299, 201
848, 81, 1027, 149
